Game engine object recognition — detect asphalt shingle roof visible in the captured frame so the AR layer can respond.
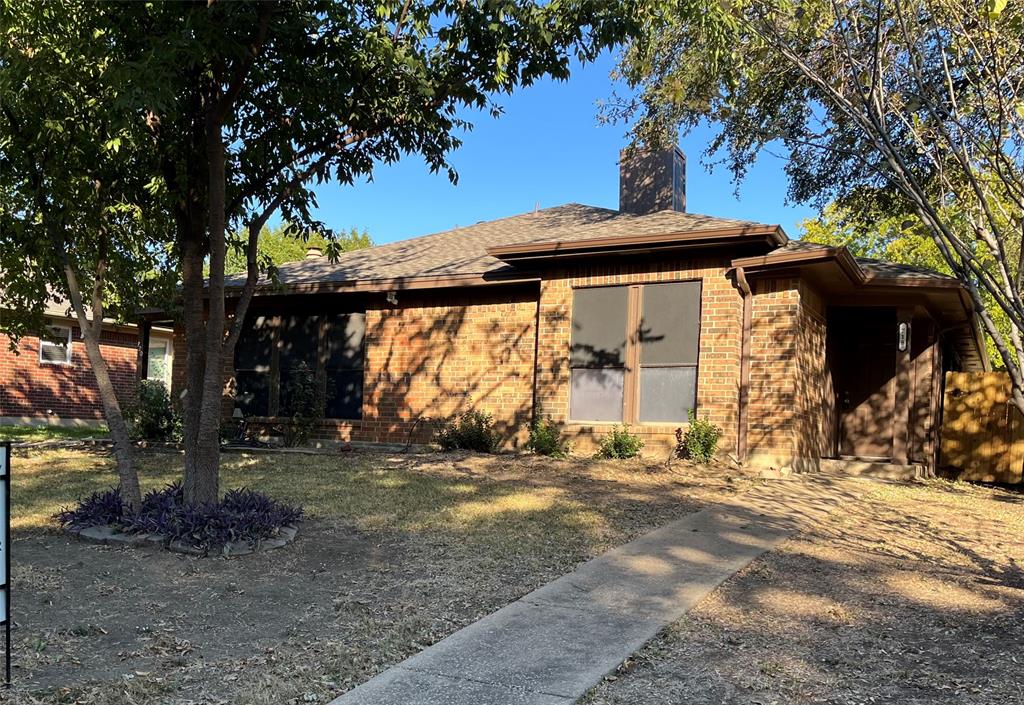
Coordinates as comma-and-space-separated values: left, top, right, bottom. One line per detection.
773, 240, 954, 281
225, 202, 951, 288
229, 203, 770, 288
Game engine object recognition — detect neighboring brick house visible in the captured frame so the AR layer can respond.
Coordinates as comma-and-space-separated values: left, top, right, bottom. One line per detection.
175, 147, 987, 473
0, 301, 174, 425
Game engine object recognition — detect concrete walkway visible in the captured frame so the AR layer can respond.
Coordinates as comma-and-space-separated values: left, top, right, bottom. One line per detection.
329, 476, 866, 705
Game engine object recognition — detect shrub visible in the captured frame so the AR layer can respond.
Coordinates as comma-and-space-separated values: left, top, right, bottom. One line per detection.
54, 487, 124, 529
526, 417, 569, 458
436, 410, 498, 453
596, 426, 645, 459
125, 380, 180, 441
55, 482, 304, 553
280, 362, 321, 447
677, 410, 724, 463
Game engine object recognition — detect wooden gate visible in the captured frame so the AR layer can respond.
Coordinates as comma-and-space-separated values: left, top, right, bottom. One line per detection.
940, 371, 1024, 484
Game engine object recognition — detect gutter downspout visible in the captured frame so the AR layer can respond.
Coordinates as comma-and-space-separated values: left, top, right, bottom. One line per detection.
733, 267, 753, 464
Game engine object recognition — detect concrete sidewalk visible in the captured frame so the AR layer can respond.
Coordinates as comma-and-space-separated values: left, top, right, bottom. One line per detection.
329, 476, 865, 705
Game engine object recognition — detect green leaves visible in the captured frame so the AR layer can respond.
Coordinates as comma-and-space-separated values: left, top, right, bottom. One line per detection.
0, 2, 176, 337
986, 0, 1008, 18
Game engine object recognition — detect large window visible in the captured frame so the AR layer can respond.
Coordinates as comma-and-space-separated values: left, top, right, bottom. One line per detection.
233, 310, 365, 420
569, 287, 628, 422
234, 315, 274, 416
569, 281, 701, 424
324, 313, 365, 420
278, 314, 320, 416
39, 324, 73, 365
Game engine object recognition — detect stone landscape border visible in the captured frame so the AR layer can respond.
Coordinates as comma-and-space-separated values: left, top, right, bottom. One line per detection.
67, 523, 300, 557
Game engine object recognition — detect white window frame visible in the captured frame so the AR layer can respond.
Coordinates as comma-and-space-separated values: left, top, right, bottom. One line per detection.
39, 324, 73, 366
146, 337, 173, 385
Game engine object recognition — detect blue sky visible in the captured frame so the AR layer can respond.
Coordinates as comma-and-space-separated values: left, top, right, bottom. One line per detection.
310, 52, 817, 245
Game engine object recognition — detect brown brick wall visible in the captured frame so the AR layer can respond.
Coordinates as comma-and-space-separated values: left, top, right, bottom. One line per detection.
167, 262, 950, 473
746, 278, 798, 465
909, 317, 941, 468
744, 278, 931, 472
210, 286, 540, 449
794, 281, 830, 470
534, 257, 743, 456
358, 286, 538, 447
170, 315, 251, 418
0, 323, 139, 421
746, 277, 803, 469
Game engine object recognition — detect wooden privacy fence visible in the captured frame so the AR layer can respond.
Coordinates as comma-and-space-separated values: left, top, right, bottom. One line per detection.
940, 371, 1024, 484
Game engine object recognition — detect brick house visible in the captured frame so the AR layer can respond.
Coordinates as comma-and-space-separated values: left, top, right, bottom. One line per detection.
172, 147, 986, 473
0, 300, 174, 426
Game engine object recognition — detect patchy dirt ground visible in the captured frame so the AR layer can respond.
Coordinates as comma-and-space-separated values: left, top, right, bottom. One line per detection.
3, 448, 749, 704
582, 479, 1024, 705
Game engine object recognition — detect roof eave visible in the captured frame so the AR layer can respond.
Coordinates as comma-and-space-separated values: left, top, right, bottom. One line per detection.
731, 245, 988, 370
731, 246, 867, 284
486, 225, 787, 262
224, 269, 541, 297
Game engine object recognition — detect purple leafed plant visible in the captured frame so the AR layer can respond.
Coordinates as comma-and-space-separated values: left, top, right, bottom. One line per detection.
55, 482, 302, 552
54, 487, 125, 529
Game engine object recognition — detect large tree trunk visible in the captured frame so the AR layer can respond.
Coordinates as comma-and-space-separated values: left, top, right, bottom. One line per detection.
178, 7, 274, 506
62, 263, 142, 512
180, 231, 212, 505
183, 120, 229, 506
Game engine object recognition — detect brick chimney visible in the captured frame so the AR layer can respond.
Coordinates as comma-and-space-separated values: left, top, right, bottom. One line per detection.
619, 146, 686, 215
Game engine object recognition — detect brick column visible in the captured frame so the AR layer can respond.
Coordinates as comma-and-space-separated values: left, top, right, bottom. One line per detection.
892, 308, 913, 464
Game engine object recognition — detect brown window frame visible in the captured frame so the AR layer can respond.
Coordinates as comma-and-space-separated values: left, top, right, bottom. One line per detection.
569, 280, 702, 425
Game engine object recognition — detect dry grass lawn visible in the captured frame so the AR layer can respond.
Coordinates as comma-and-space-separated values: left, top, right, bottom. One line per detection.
4, 446, 748, 704
582, 479, 1024, 705
9, 447, 1022, 705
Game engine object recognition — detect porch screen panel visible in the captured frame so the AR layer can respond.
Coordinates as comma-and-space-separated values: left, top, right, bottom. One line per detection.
569, 286, 627, 421
325, 313, 365, 419
638, 281, 701, 422
279, 314, 320, 416
234, 314, 274, 416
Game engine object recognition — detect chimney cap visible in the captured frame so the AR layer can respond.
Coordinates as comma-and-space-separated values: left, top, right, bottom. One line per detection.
305, 245, 324, 259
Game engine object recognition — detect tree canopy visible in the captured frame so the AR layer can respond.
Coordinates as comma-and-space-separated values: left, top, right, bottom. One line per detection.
4, 0, 639, 505
0, 2, 180, 508
615, 0, 1024, 410
222, 225, 372, 276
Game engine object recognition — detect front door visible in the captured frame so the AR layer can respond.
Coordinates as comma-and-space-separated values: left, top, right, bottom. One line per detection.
830, 309, 897, 459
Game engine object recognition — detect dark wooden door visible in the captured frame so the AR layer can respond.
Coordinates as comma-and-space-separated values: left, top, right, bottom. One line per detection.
830, 309, 897, 459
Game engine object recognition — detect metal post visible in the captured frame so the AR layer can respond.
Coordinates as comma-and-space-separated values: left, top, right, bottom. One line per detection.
1, 441, 9, 688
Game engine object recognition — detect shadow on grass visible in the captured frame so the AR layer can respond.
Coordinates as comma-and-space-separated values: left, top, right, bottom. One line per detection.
582, 480, 1024, 705
13, 447, 723, 559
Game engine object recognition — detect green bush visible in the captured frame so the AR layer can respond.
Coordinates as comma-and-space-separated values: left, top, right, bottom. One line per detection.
677, 410, 723, 463
436, 410, 498, 453
596, 425, 644, 459
125, 380, 180, 441
526, 417, 569, 458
